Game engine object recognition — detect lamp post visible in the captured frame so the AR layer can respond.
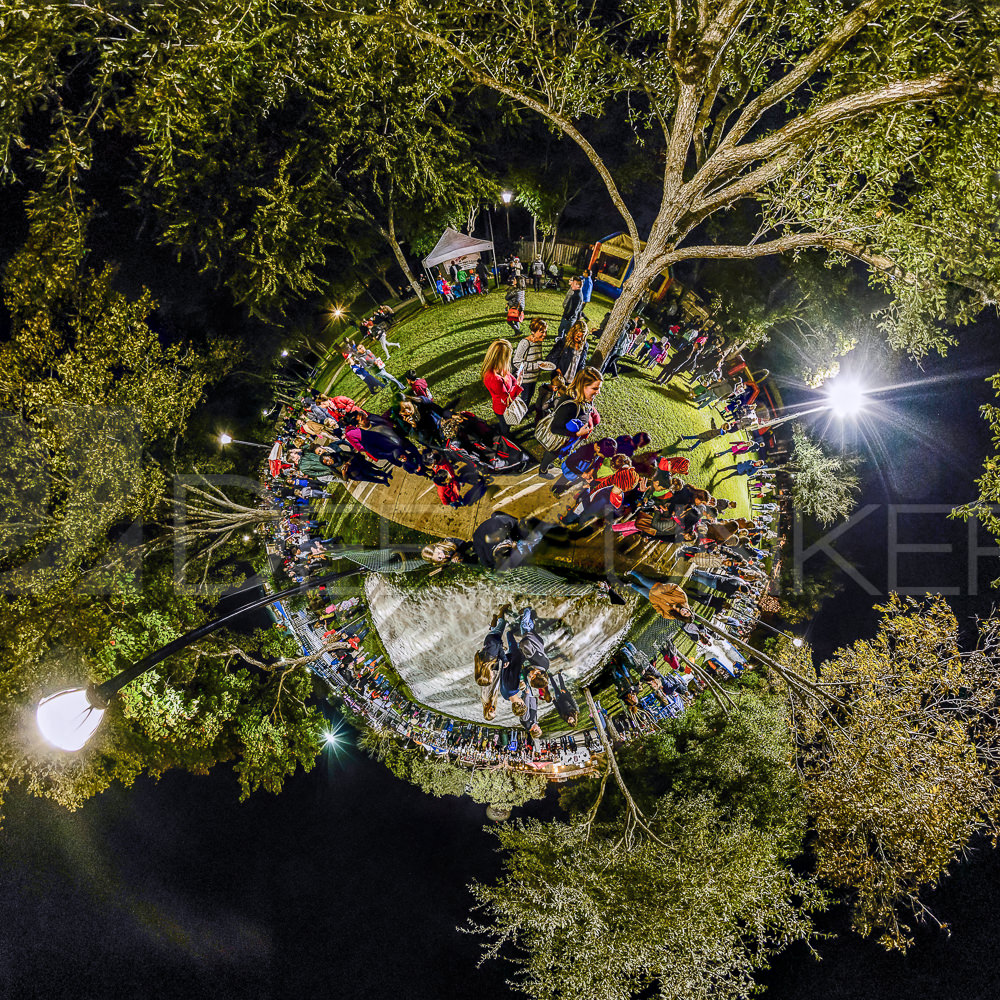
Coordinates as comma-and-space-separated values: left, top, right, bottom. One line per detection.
36, 566, 366, 752
501, 190, 513, 243
747, 616, 805, 647
219, 432, 272, 450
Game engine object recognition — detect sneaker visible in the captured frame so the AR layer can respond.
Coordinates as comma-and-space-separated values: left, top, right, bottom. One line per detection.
491, 604, 514, 627
538, 469, 557, 479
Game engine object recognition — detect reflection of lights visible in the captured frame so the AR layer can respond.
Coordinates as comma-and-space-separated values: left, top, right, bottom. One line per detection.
262, 409, 269, 416
826, 377, 866, 418
219, 432, 233, 445
501, 190, 513, 204
792, 637, 804, 648
242, 534, 250, 542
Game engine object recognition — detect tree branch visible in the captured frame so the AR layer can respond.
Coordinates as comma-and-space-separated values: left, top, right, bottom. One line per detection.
721, 0, 898, 149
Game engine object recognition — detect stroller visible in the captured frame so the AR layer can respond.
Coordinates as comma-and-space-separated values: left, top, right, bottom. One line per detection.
542, 268, 563, 291
444, 410, 533, 475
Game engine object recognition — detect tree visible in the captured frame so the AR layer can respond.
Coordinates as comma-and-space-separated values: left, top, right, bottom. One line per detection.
340, 0, 1000, 361
335, 98, 501, 306
0, 173, 325, 824
952, 371, 1000, 568
359, 728, 548, 807
779, 596, 1000, 950
469, 688, 823, 1000
700, 251, 874, 383
786, 424, 861, 526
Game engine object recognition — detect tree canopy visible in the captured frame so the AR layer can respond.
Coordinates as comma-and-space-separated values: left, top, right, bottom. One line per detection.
470, 688, 822, 1000
786, 424, 861, 526
780, 596, 1000, 950
336, 0, 1000, 358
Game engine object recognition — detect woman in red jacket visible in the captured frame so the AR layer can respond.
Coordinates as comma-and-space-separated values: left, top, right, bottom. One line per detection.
481, 338, 524, 434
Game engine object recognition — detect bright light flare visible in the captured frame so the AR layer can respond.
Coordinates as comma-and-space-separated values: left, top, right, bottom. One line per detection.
332, 307, 344, 318
826, 377, 866, 418
792, 637, 804, 648
219, 432, 233, 445
37, 688, 105, 751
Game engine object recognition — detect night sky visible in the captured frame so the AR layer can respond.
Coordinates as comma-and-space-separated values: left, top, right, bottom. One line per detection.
2, 328, 999, 999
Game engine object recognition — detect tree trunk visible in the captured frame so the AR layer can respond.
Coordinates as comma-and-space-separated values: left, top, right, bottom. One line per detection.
546, 221, 559, 262
591, 262, 658, 365
532, 214, 537, 257
384, 208, 427, 307
366, 264, 398, 300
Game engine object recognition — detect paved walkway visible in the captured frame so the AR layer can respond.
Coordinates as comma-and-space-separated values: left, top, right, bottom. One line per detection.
336, 461, 692, 579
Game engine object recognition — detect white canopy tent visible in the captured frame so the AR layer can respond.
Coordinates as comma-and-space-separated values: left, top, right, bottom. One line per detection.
421, 227, 498, 297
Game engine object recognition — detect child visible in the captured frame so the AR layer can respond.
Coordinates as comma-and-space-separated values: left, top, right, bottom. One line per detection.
404, 369, 433, 400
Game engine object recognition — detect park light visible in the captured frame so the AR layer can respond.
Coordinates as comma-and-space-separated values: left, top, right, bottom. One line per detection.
826, 376, 866, 418
36, 567, 365, 752
501, 190, 513, 204
281, 349, 289, 357
36, 688, 106, 752
333, 307, 344, 318
219, 432, 233, 445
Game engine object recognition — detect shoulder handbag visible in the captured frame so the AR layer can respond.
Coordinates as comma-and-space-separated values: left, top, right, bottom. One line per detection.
504, 393, 528, 425
534, 402, 576, 451
506, 304, 524, 323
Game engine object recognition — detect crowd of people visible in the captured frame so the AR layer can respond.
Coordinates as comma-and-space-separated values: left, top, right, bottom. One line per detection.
255, 253, 793, 755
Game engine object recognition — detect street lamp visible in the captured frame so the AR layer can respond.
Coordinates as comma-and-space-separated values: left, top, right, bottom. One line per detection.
501, 190, 513, 241
826, 376, 866, 418
750, 617, 805, 647
219, 432, 272, 450
36, 567, 365, 752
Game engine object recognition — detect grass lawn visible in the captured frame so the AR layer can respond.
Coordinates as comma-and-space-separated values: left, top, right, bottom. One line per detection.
314, 289, 751, 516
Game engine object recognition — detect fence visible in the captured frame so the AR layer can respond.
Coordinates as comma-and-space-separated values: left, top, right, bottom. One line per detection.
516, 239, 592, 269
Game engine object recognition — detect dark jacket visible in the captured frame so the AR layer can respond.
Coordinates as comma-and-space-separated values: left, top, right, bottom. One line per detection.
547, 337, 589, 381
561, 288, 584, 325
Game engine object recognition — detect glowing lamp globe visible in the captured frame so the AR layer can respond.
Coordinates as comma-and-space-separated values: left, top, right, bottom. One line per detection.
826, 377, 865, 418
792, 637, 804, 648
501, 190, 513, 204
37, 688, 106, 751
281, 349, 289, 357
219, 432, 233, 445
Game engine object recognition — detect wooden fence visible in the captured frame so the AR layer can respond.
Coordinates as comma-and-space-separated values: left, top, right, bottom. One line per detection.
516, 238, 592, 269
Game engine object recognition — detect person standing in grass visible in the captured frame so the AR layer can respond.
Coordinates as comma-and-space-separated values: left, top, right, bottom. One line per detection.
482, 338, 524, 435
511, 317, 548, 409
476, 257, 491, 293
530, 256, 545, 292
558, 278, 585, 339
